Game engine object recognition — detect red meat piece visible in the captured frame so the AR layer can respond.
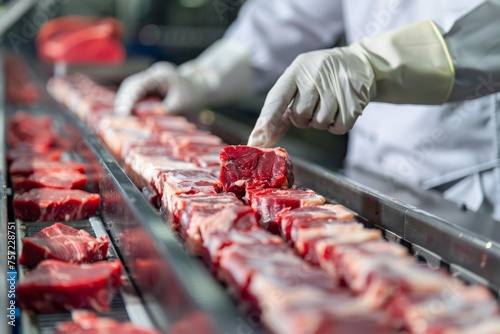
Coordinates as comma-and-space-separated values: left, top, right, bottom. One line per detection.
277, 204, 356, 241
260, 287, 392, 334
167, 313, 219, 334
219, 244, 338, 306
37, 17, 125, 65
397, 285, 499, 333
132, 97, 166, 117
19, 223, 109, 268
219, 145, 294, 198
321, 240, 409, 277
7, 111, 57, 149
16, 259, 123, 313
5, 55, 39, 104
143, 115, 196, 134
163, 193, 240, 230
13, 188, 100, 222
37, 16, 123, 46
343, 255, 456, 311
120, 139, 163, 160
187, 152, 221, 169
12, 169, 88, 193
128, 154, 195, 189
163, 132, 224, 159
159, 168, 222, 199
293, 224, 374, 265
246, 188, 325, 233
55, 311, 160, 334
123, 145, 177, 185
179, 203, 257, 256
7, 147, 63, 164
100, 128, 152, 159
202, 227, 284, 272
9, 158, 86, 177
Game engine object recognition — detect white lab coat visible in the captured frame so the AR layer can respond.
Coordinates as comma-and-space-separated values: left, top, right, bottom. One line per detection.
225, 0, 500, 219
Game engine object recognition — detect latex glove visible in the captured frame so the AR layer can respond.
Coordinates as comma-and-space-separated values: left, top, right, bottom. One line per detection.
115, 39, 251, 115
248, 20, 454, 147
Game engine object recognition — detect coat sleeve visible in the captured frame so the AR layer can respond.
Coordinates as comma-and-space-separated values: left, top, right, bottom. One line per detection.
224, 0, 345, 93
445, 0, 500, 101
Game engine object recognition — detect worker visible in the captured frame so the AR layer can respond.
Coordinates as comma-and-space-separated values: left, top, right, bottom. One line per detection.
115, 0, 500, 220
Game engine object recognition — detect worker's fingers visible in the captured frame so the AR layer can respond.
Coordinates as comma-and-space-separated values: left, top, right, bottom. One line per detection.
115, 62, 176, 116
162, 73, 196, 113
328, 109, 361, 134
311, 91, 339, 130
288, 80, 319, 129
247, 73, 296, 147
114, 72, 149, 116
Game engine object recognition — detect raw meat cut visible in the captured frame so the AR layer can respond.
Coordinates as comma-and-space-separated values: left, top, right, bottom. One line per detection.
277, 204, 355, 241
202, 227, 284, 272
37, 16, 125, 65
446, 317, 500, 334
218, 244, 338, 305
187, 152, 221, 169
9, 158, 86, 177
12, 169, 88, 193
143, 115, 196, 134
36, 16, 123, 47
167, 312, 219, 334
19, 223, 109, 268
55, 311, 160, 334
246, 188, 325, 232
16, 259, 123, 313
163, 193, 240, 229
293, 225, 377, 265
319, 240, 409, 277
101, 128, 152, 159
179, 203, 257, 256
132, 96, 166, 117
5, 55, 39, 104
158, 168, 221, 195
7, 111, 56, 149
13, 188, 100, 221
159, 168, 222, 200
7, 147, 63, 164
399, 285, 499, 334
129, 155, 196, 189
342, 255, 456, 310
120, 139, 164, 160
260, 287, 392, 334
220, 145, 294, 198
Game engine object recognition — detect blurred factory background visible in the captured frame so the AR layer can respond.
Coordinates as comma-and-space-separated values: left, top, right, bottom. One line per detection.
1, 0, 347, 170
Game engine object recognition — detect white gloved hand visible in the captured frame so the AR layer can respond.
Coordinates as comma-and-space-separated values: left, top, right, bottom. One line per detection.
115, 39, 252, 115
248, 20, 455, 147
114, 61, 199, 115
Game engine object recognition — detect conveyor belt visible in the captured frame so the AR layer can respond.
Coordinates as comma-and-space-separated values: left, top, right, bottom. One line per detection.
16, 217, 154, 334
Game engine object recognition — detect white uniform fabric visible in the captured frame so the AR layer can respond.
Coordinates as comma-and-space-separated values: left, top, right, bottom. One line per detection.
225, 0, 500, 219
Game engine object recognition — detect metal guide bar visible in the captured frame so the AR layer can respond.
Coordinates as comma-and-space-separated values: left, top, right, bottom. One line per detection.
16, 217, 154, 334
